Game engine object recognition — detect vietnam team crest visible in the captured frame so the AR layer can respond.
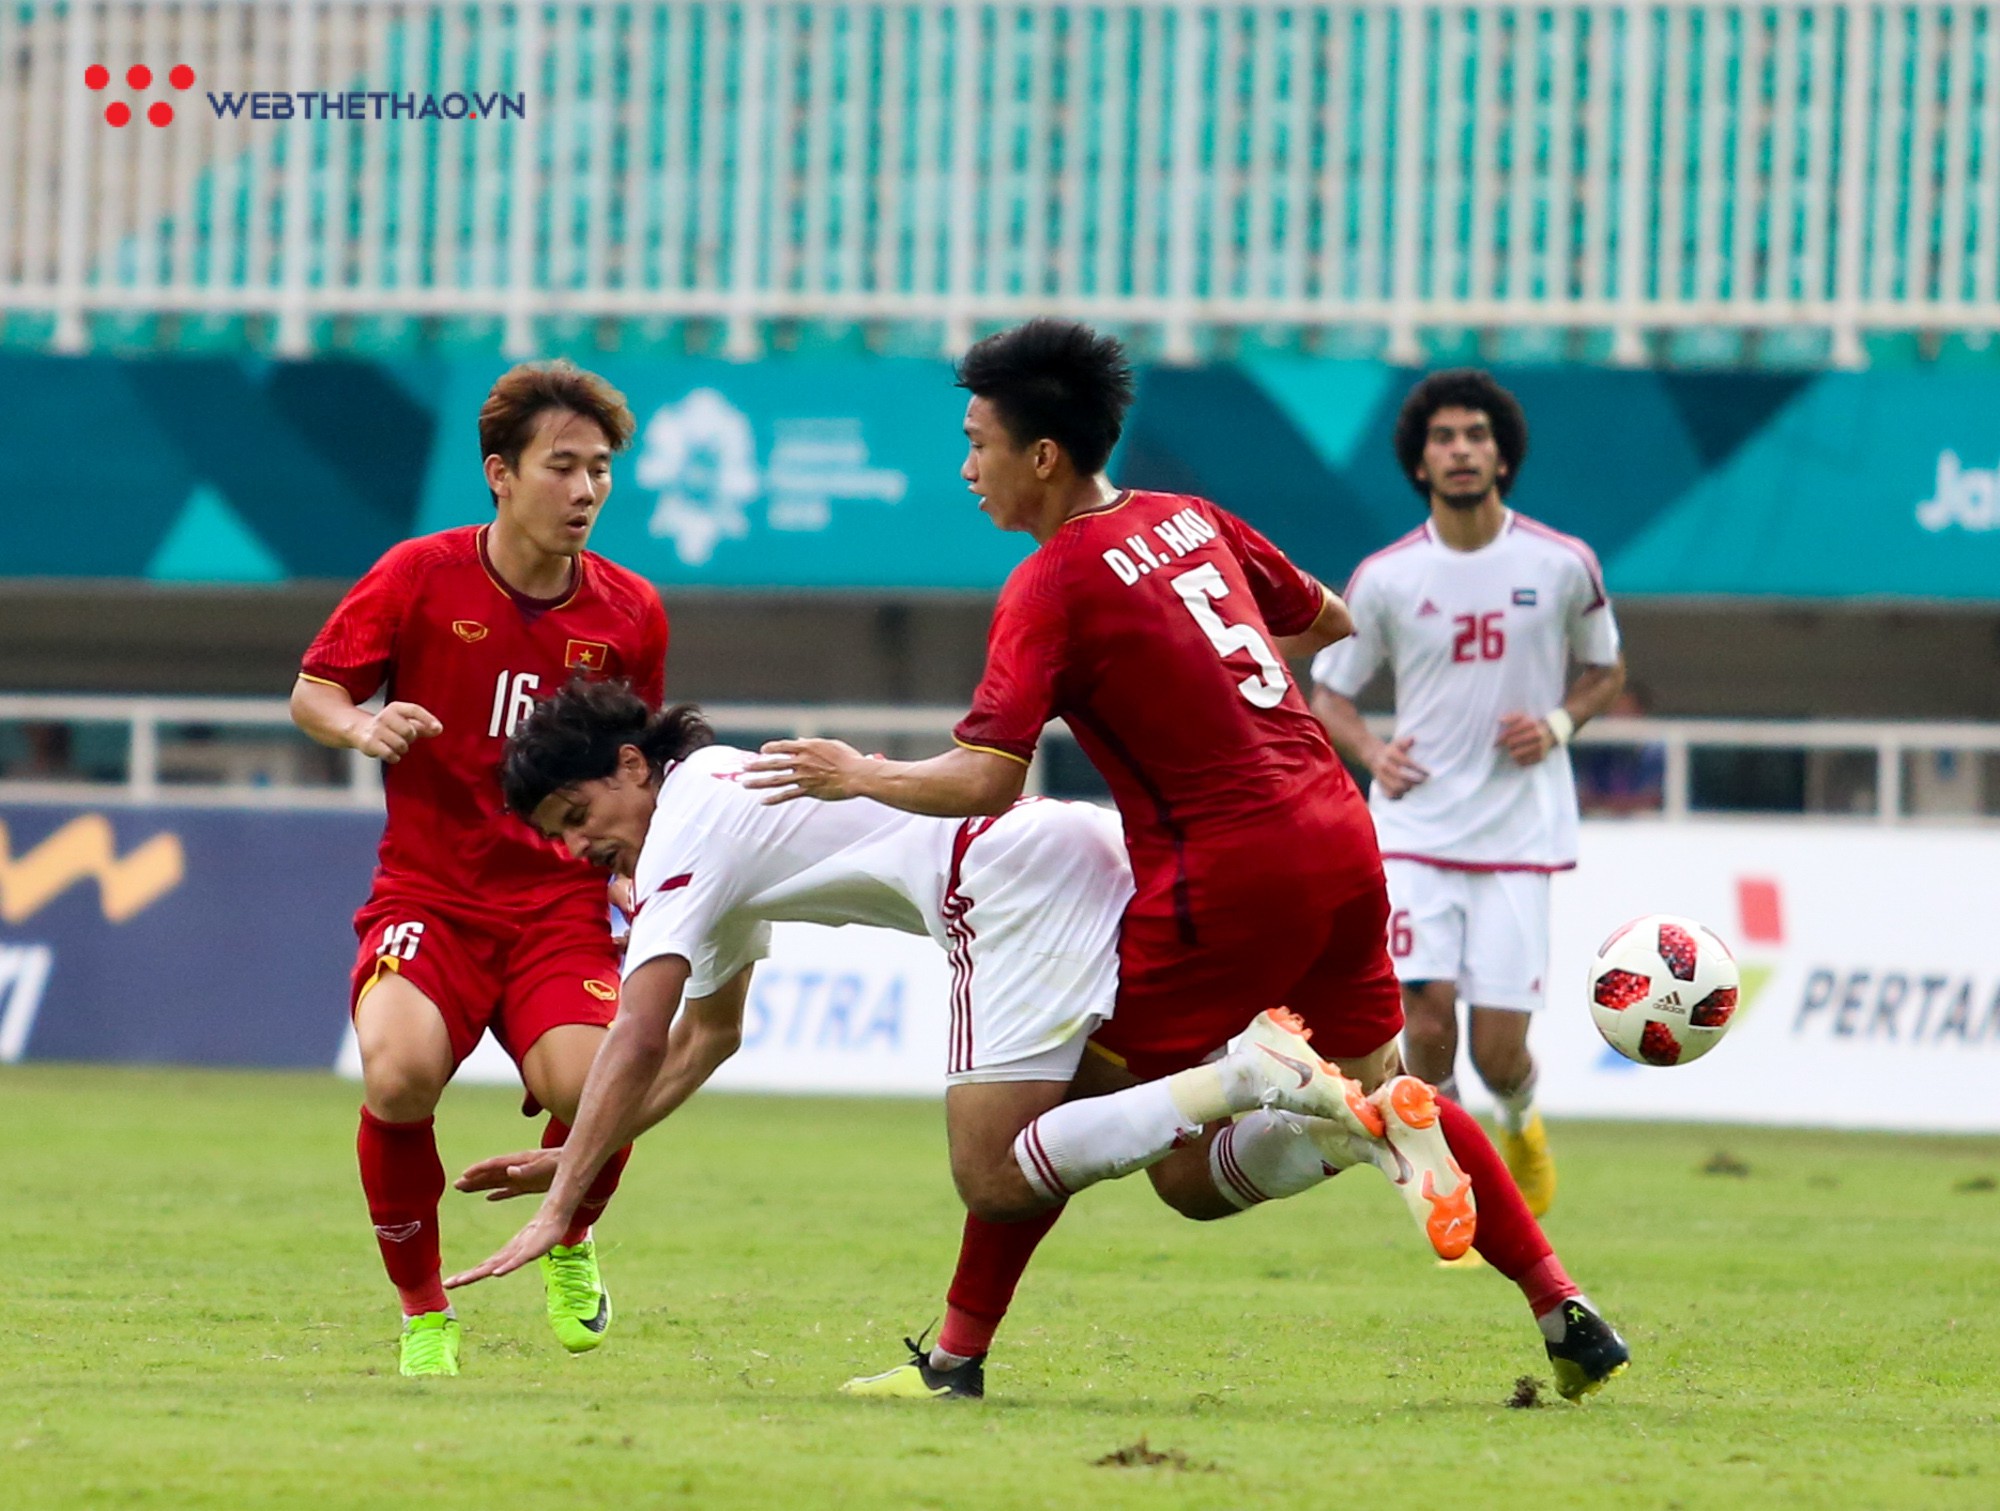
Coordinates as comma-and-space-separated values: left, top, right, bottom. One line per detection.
566, 639, 610, 671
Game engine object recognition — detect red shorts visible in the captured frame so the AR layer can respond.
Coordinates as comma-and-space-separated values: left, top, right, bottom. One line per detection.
1089, 816, 1404, 1080
349, 893, 621, 1069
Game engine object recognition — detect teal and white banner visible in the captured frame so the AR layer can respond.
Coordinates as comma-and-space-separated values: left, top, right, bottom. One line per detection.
13, 350, 2000, 600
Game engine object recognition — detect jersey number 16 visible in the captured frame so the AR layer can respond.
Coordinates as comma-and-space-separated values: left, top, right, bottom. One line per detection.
488, 671, 542, 737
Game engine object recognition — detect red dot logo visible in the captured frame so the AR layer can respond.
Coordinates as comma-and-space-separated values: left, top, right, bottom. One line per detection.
87, 62, 193, 127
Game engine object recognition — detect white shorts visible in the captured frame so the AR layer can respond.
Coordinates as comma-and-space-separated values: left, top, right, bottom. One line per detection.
1382, 859, 1551, 1013
934, 800, 1132, 1085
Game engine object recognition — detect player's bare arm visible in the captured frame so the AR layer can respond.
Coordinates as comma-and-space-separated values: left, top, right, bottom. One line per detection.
445, 953, 691, 1287
1497, 656, 1627, 768
289, 676, 444, 765
1273, 585, 1355, 660
744, 739, 1025, 816
457, 968, 753, 1201
1310, 684, 1429, 798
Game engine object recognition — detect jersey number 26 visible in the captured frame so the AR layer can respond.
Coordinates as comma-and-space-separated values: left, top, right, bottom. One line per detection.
1451, 612, 1506, 663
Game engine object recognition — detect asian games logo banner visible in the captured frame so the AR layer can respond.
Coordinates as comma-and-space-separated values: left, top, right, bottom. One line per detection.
636, 391, 912, 567
414, 358, 1032, 590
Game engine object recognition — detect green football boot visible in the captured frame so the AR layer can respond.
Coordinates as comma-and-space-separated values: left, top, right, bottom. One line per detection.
841, 1336, 985, 1400
539, 1239, 612, 1354
399, 1311, 462, 1378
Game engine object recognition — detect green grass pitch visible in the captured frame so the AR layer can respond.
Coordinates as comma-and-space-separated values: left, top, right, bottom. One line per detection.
5, 1064, 1997, 1510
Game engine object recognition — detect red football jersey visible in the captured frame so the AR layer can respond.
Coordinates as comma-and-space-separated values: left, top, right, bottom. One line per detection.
954, 490, 1366, 877
302, 525, 669, 918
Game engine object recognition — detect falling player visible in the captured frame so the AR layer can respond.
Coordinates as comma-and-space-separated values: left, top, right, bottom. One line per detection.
1310, 370, 1626, 1220
291, 360, 668, 1377
441, 682, 1459, 1336
745, 322, 1629, 1400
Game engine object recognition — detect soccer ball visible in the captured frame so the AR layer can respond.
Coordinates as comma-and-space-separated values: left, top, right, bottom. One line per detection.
1587, 914, 1740, 1066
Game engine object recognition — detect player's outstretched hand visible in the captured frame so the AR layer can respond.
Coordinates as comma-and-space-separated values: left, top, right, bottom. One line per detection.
355, 701, 445, 764
1369, 734, 1430, 798
1496, 712, 1556, 768
445, 1206, 568, 1289
742, 738, 874, 804
454, 1148, 559, 1201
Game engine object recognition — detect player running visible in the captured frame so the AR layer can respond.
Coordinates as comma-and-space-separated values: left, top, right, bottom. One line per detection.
440, 681, 1452, 1323
1310, 371, 1626, 1220
291, 360, 667, 1377
744, 321, 1629, 1401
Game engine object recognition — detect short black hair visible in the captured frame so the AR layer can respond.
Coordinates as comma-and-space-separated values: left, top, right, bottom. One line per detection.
500, 676, 713, 821
1392, 369, 1529, 498
954, 319, 1135, 475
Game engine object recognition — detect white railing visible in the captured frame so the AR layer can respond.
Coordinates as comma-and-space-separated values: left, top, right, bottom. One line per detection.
2, 693, 1997, 822
0, 1, 1994, 363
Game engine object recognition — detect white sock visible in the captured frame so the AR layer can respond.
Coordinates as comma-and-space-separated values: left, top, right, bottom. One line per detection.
1537, 1292, 1593, 1343
1207, 1111, 1340, 1210
1012, 1080, 1203, 1202
1492, 1066, 1539, 1133
1163, 1053, 1268, 1126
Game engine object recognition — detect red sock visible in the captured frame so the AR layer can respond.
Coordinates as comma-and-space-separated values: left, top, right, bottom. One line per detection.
1435, 1098, 1578, 1318
541, 1117, 632, 1247
937, 1206, 1065, 1359
356, 1107, 448, 1316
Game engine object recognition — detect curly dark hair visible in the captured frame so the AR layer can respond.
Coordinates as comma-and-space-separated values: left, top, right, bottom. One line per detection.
1392, 369, 1529, 498
955, 319, 1136, 475
500, 676, 713, 821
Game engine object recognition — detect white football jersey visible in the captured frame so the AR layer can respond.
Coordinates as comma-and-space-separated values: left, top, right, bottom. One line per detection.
1311, 510, 1620, 869
621, 744, 1129, 999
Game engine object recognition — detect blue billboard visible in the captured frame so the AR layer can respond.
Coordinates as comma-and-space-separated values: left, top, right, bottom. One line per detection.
0, 805, 378, 1069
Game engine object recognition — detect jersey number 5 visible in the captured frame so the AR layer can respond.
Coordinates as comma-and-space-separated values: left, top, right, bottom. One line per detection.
1171, 563, 1288, 710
